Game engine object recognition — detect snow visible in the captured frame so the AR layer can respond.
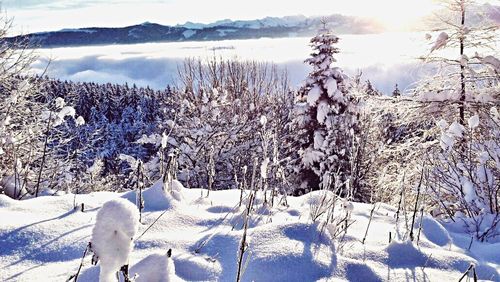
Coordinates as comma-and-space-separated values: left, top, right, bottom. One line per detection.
55, 97, 66, 109
307, 86, 322, 105
75, 116, 86, 126
260, 158, 270, 179
259, 115, 267, 127
314, 130, 325, 149
440, 132, 454, 150
216, 29, 237, 37
462, 179, 477, 204
420, 216, 451, 247
482, 55, 500, 71
440, 120, 468, 150
59, 28, 97, 34
177, 15, 308, 30
468, 114, 480, 129
430, 32, 449, 52
1, 183, 499, 281
122, 179, 183, 211
437, 119, 449, 130
302, 148, 325, 167
91, 198, 139, 282
326, 78, 338, 97
317, 101, 329, 124
0, 175, 27, 199
129, 251, 178, 282
448, 121, 465, 138
182, 30, 197, 39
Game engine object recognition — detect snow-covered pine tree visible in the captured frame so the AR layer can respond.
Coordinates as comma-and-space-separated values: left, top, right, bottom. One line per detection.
392, 84, 401, 97
289, 26, 359, 196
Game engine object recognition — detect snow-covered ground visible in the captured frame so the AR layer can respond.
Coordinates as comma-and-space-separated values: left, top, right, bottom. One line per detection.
1, 180, 499, 281
31, 33, 429, 94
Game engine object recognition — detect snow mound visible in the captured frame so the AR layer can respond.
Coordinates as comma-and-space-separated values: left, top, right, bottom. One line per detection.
123, 179, 184, 211
0, 194, 16, 207
2, 188, 500, 281
421, 216, 451, 247
194, 221, 336, 282
91, 198, 139, 282
341, 259, 383, 282
303, 190, 336, 206
174, 252, 222, 281
475, 263, 500, 281
386, 240, 429, 268
247, 222, 336, 281
130, 250, 178, 282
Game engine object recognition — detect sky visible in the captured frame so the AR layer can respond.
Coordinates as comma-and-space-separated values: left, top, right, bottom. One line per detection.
2, 0, 444, 35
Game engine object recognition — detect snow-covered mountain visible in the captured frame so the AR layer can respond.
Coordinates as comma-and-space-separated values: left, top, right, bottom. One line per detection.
176, 15, 310, 30
7, 14, 383, 48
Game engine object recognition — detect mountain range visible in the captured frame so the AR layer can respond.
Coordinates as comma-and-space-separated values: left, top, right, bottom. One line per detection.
7, 14, 383, 48
7, 3, 499, 48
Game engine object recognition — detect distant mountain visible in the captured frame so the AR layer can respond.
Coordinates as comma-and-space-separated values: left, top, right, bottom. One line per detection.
7, 14, 383, 48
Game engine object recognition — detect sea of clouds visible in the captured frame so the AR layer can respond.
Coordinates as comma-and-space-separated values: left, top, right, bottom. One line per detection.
31, 33, 431, 94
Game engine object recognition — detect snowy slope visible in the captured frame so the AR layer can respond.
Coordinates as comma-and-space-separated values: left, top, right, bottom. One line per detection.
0, 181, 499, 281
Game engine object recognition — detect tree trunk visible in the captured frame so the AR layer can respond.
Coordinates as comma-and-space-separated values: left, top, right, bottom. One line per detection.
459, 0, 466, 126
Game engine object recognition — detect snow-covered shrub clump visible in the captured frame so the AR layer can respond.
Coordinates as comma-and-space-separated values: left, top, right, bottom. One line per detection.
0, 175, 28, 199
91, 198, 139, 282
130, 249, 177, 282
428, 112, 499, 241
170, 58, 293, 191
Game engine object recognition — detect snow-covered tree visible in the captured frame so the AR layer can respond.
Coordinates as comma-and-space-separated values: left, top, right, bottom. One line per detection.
0, 15, 50, 198
417, 0, 499, 122
392, 84, 401, 97
289, 26, 359, 196
408, 0, 500, 240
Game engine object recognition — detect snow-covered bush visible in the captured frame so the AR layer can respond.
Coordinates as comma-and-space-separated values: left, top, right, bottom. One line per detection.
410, 0, 500, 241
91, 198, 139, 281
172, 58, 293, 190
427, 111, 499, 241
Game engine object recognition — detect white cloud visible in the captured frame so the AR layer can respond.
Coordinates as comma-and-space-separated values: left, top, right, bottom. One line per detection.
30, 36, 426, 94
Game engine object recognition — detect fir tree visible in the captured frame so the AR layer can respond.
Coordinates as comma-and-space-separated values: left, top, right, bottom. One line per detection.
290, 26, 359, 194
392, 84, 401, 97
365, 80, 378, 96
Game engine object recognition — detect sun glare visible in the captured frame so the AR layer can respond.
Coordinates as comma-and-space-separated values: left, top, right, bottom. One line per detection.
352, 0, 438, 29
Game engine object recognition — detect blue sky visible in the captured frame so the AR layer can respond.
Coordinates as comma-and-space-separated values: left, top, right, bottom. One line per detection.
3, 0, 444, 35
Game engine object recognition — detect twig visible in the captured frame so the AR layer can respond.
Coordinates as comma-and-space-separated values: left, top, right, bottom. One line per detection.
362, 203, 376, 244
236, 193, 254, 282
67, 242, 91, 282
410, 166, 425, 242
136, 209, 169, 241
